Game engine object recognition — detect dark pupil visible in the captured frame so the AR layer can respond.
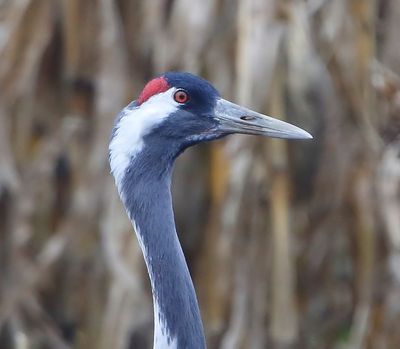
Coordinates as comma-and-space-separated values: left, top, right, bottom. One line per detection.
176, 91, 186, 102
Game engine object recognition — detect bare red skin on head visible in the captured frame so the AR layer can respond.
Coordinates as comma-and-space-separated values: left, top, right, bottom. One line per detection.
137, 77, 170, 105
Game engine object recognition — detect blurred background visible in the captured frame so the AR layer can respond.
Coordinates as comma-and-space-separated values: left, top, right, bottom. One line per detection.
0, 0, 399, 348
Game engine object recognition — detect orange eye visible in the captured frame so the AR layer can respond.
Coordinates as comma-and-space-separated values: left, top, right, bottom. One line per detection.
174, 89, 189, 104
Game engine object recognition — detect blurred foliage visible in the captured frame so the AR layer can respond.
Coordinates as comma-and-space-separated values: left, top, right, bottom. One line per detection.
0, 0, 399, 348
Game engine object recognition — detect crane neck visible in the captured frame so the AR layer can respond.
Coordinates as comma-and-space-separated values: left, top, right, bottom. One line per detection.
118, 144, 206, 349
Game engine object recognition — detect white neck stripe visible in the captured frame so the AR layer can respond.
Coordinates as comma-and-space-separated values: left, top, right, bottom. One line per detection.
109, 88, 179, 193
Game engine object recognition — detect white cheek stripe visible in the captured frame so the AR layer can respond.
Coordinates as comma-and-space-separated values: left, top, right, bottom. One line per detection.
109, 88, 179, 192
109, 88, 179, 349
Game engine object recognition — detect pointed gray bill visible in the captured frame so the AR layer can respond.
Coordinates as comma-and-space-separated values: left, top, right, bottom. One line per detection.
214, 98, 313, 140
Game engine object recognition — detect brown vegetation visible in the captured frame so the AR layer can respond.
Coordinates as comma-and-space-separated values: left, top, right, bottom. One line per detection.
0, 1, 399, 348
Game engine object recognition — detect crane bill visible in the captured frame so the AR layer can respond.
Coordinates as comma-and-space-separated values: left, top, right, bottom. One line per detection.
214, 98, 313, 140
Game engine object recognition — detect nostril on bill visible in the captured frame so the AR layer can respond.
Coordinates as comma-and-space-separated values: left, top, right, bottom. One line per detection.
240, 115, 256, 121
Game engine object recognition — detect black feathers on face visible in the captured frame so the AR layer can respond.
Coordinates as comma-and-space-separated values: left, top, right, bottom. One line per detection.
164, 72, 220, 117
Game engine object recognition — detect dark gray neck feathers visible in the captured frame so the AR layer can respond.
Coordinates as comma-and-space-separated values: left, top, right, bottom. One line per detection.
121, 139, 206, 349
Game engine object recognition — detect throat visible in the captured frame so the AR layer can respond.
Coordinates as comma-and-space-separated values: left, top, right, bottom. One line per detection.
119, 152, 206, 349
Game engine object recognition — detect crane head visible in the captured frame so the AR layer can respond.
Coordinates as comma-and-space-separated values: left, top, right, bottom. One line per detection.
108, 72, 313, 347
109, 72, 312, 184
